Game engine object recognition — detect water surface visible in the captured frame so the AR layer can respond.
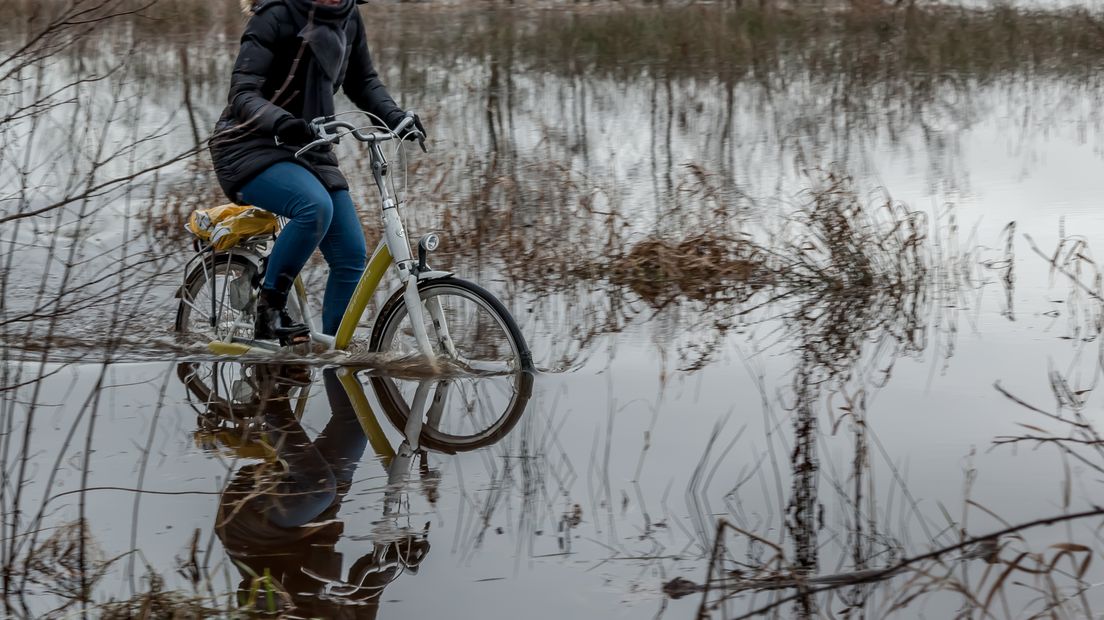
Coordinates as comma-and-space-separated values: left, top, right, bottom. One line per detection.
3, 3, 1104, 617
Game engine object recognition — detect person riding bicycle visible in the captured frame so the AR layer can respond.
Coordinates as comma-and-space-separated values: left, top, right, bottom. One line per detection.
209, 0, 425, 345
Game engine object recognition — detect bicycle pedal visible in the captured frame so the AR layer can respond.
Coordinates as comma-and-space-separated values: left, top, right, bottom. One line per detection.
275, 326, 310, 348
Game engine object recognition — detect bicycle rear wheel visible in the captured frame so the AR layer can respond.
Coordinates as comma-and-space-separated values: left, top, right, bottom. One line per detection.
175, 252, 258, 345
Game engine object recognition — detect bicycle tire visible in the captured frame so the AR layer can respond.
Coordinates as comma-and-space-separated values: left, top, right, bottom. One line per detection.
368, 277, 535, 453
368, 277, 532, 370
175, 252, 259, 343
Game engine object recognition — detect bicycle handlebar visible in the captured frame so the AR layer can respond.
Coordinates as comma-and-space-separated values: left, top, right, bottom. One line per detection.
283, 111, 426, 158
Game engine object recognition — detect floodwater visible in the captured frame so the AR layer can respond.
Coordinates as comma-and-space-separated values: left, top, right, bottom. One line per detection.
4, 2, 1104, 618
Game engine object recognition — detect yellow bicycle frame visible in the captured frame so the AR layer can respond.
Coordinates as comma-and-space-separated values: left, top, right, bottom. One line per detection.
333, 242, 394, 350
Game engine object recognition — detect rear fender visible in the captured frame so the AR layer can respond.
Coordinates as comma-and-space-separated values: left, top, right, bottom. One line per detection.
176, 250, 264, 298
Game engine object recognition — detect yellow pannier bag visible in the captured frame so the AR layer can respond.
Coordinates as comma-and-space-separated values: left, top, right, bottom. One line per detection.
187, 204, 278, 251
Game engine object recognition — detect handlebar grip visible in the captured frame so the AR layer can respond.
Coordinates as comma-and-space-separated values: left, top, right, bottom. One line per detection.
393, 112, 416, 136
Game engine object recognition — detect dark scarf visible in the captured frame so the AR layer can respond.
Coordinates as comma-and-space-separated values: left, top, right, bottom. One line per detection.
284, 0, 355, 121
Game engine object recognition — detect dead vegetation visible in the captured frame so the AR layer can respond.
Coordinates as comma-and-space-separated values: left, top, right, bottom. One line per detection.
607, 233, 765, 306
10, 0, 1102, 362
686, 506, 1102, 618
98, 572, 216, 620
10, 520, 218, 619
504, 3, 1104, 85
14, 1, 1104, 84
662, 226, 1104, 618
22, 521, 107, 606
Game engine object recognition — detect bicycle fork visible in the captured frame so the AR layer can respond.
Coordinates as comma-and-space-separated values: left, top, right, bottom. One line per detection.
402, 277, 435, 359
382, 201, 457, 363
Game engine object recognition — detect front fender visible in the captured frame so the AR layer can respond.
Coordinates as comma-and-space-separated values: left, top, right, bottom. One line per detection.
416, 269, 453, 282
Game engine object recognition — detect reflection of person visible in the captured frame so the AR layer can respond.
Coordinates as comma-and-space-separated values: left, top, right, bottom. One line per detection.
209, 0, 426, 344
214, 368, 429, 617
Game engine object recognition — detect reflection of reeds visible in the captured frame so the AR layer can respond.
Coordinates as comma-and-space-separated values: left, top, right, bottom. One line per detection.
6, 2, 1104, 618
771, 170, 934, 382
1025, 220, 1104, 340
417, 157, 948, 374
643, 171, 998, 616
680, 225, 1104, 616
681, 362, 1104, 618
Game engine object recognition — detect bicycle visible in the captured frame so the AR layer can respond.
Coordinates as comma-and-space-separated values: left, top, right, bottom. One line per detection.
174, 111, 533, 375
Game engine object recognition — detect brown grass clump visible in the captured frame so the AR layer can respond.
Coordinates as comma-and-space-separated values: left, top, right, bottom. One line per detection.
609, 233, 766, 307
507, 3, 1104, 84
98, 571, 217, 619
18, 522, 217, 618
23, 520, 107, 602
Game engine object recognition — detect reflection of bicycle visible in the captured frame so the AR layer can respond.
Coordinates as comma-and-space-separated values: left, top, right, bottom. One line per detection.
182, 362, 533, 616
174, 111, 532, 372
179, 359, 533, 455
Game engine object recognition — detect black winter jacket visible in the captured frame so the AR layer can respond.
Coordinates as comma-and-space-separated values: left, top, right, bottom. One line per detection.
210, 0, 404, 202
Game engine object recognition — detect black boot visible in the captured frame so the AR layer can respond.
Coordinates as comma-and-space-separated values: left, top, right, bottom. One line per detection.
254, 287, 310, 346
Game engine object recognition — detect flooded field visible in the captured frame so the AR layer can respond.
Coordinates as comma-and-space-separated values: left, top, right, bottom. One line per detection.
4, 0, 1104, 617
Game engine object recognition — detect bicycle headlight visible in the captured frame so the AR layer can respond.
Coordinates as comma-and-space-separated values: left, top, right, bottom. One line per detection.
419, 233, 440, 253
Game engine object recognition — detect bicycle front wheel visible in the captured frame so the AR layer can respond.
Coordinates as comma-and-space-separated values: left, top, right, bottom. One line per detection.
369, 277, 532, 373
368, 277, 534, 453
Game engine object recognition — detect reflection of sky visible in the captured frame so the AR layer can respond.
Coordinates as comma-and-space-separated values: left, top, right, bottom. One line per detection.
17, 287, 1104, 617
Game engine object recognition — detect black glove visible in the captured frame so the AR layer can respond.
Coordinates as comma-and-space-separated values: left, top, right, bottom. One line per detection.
409, 113, 427, 141
392, 112, 426, 141
274, 117, 316, 146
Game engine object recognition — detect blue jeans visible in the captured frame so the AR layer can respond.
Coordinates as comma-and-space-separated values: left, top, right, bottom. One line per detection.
255, 370, 369, 529
239, 162, 366, 335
